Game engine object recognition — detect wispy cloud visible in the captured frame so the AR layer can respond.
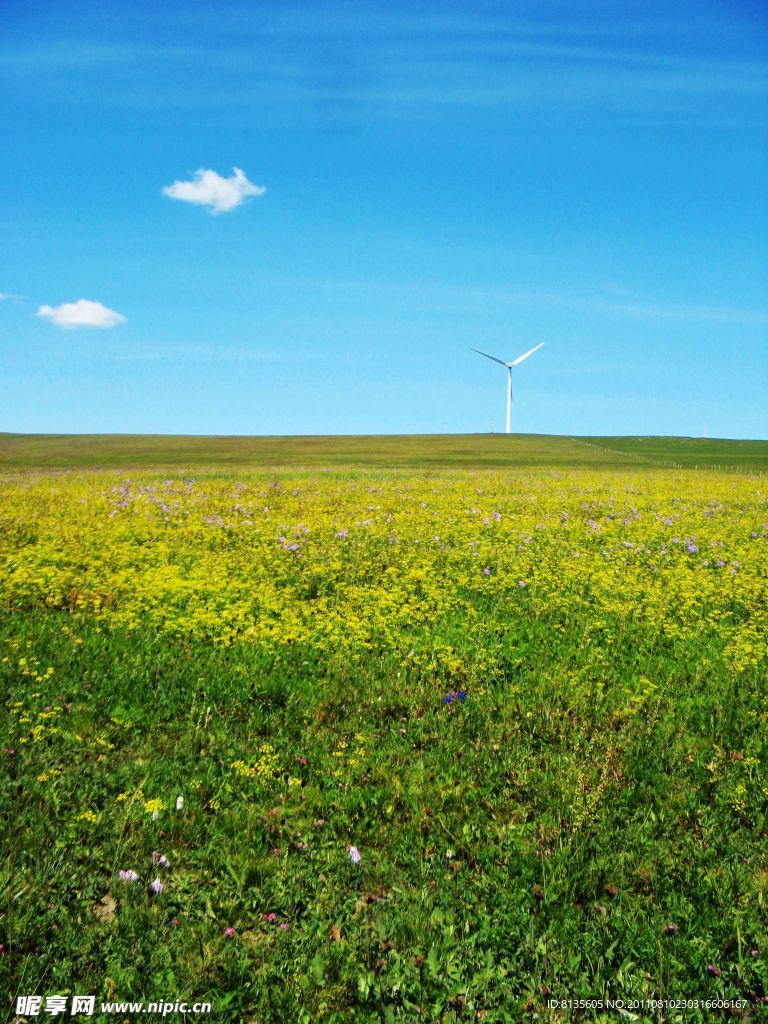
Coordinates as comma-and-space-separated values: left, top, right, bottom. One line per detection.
162, 167, 265, 214
2, 9, 764, 129
301, 275, 768, 326
596, 298, 768, 326
0, 291, 24, 301
37, 299, 126, 329
0, 42, 198, 70
504, 289, 768, 326
109, 343, 275, 363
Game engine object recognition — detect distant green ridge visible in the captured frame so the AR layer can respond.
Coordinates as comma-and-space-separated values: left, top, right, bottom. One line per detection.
0, 432, 766, 471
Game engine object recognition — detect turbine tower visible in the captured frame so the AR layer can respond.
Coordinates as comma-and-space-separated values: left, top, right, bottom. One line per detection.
473, 343, 544, 434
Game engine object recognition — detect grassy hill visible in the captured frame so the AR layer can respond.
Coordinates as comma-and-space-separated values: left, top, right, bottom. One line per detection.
1, 432, 767, 471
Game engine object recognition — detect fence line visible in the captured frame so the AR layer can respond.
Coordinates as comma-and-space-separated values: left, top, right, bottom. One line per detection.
570, 439, 766, 477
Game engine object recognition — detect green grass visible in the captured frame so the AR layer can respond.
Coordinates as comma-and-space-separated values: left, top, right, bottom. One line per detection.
3, 606, 766, 1023
1, 432, 767, 472
1, 451, 767, 1022
581, 436, 768, 472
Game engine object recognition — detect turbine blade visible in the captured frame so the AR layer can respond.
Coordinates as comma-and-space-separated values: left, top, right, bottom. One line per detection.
472, 348, 509, 368
510, 342, 544, 366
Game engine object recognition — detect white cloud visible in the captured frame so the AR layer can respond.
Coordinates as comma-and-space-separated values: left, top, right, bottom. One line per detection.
0, 291, 24, 301
37, 299, 126, 329
162, 166, 266, 214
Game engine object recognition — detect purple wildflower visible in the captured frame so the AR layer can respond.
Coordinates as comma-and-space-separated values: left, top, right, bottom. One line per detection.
442, 689, 467, 705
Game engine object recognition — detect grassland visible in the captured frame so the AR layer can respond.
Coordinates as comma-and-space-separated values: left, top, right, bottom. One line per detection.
1, 436, 767, 1022
1, 432, 768, 472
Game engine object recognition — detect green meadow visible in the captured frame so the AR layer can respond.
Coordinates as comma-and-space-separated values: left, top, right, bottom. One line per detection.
1, 435, 767, 1023
2, 432, 768, 472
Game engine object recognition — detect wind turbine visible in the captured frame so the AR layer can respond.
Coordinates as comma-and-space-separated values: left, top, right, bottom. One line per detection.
473, 343, 544, 434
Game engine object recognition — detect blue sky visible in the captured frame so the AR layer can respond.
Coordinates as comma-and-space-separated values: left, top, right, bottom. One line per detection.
2, 0, 767, 438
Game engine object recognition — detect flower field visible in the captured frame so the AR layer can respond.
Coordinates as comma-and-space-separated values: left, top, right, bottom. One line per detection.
1, 466, 767, 1021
